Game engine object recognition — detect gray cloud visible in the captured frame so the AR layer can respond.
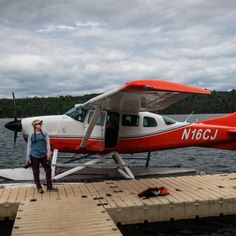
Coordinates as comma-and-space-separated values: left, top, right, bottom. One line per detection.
0, 0, 235, 98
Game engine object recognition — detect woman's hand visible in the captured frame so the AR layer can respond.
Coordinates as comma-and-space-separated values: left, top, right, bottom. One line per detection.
47, 154, 52, 161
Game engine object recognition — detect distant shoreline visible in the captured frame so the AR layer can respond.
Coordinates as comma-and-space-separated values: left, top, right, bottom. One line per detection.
0, 91, 235, 118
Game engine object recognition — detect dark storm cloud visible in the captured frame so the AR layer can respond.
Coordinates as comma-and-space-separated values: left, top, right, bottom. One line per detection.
0, 0, 235, 98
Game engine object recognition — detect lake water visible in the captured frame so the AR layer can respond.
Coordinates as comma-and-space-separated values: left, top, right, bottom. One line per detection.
0, 114, 235, 173
1, 114, 236, 236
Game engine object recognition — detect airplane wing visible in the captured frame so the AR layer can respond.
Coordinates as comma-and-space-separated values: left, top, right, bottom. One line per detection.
82, 80, 211, 113
80, 80, 210, 148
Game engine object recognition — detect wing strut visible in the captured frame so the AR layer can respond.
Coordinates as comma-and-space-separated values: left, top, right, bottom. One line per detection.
80, 105, 101, 148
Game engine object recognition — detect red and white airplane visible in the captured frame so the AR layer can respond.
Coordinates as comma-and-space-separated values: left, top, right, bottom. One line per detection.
5, 80, 236, 179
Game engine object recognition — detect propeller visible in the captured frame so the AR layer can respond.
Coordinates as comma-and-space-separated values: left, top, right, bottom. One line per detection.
4, 92, 22, 147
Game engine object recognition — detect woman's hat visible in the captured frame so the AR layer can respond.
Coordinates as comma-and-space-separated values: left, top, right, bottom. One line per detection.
32, 119, 43, 126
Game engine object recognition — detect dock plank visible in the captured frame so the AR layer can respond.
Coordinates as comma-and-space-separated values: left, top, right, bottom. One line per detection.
7, 187, 19, 203
57, 184, 67, 199
143, 178, 184, 203
115, 181, 143, 206
78, 183, 92, 197
64, 184, 76, 198
154, 177, 195, 202
25, 186, 35, 201
16, 187, 27, 202
11, 198, 122, 236
180, 175, 233, 199
0, 188, 12, 203
91, 182, 117, 208
194, 175, 236, 196
70, 184, 82, 198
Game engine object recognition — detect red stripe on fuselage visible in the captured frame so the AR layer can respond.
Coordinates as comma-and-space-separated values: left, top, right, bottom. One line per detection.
41, 123, 235, 153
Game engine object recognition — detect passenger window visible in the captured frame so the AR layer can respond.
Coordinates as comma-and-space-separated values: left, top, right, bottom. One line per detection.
162, 116, 176, 125
143, 117, 157, 127
87, 111, 106, 126
122, 115, 139, 127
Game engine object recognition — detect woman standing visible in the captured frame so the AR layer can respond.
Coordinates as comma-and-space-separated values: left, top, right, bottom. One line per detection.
26, 119, 56, 193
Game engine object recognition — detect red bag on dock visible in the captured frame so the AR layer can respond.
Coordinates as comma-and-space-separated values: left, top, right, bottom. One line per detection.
138, 187, 169, 199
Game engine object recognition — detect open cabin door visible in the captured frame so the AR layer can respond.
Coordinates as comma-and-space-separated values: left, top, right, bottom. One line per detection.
105, 112, 120, 148
83, 110, 107, 152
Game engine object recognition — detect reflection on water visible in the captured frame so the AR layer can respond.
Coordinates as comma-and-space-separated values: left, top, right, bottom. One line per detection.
0, 114, 235, 174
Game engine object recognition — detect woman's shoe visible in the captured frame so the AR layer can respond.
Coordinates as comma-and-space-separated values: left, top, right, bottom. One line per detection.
47, 187, 58, 192
38, 187, 44, 194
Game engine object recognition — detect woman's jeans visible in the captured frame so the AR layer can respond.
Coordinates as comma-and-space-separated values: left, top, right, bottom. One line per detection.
30, 155, 52, 189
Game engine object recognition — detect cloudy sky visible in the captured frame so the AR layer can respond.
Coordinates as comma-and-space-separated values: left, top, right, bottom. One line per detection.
0, 0, 235, 98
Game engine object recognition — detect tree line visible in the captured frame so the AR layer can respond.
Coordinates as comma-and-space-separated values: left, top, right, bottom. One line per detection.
162, 90, 236, 114
0, 90, 235, 118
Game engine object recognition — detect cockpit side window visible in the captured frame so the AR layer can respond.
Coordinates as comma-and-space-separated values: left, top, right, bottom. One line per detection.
65, 106, 87, 122
143, 116, 157, 127
87, 111, 106, 126
122, 114, 139, 127
162, 116, 176, 125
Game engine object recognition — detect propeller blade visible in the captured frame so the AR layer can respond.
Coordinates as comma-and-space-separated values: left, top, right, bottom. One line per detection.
5, 91, 21, 148
12, 91, 17, 122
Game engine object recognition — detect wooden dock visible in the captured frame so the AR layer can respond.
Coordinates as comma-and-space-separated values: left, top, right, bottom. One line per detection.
11, 199, 121, 236
1, 173, 236, 235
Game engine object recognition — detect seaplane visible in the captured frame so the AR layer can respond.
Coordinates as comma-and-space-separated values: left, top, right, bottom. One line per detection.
4, 80, 236, 180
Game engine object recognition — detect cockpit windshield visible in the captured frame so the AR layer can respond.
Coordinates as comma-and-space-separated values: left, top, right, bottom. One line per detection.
65, 106, 87, 122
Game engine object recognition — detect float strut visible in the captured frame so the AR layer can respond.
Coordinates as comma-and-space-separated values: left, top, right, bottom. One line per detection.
145, 152, 151, 168
113, 152, 135, 179
53, 155, 107, 180
52, 151, 135, 180
51, 149, 58, 178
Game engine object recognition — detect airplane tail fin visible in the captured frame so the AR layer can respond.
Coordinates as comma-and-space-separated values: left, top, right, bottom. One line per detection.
199, 112, 236, 150
199, 112, 236, 127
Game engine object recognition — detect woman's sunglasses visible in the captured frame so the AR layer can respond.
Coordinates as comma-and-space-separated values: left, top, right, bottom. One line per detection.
35, 123, 43, 126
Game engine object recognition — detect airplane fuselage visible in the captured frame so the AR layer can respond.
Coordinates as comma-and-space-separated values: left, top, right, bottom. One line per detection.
21, 110, 236, 154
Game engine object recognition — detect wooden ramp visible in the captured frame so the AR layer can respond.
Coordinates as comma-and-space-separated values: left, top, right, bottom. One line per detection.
11, 198, 121, 236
